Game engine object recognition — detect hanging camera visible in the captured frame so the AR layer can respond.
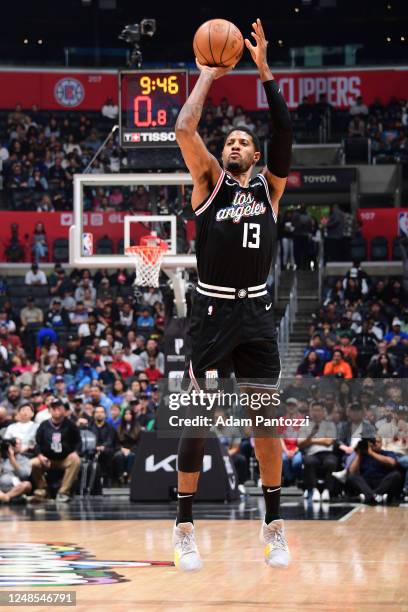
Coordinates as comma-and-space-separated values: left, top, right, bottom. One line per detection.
118, 19, 156, 68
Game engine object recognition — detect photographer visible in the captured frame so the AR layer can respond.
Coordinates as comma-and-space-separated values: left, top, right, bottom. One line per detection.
0, 438, 32, 502
346, 435, 404, 504
3, 403, 38, 456
298, 401, 338, 502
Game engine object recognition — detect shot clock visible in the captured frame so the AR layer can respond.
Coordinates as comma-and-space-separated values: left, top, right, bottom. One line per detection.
119, 70, 188, 148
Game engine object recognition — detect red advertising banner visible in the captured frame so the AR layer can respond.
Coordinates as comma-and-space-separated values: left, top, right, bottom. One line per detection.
0, 211, 143, 261
0, 67, 407, 111
0, 70, 118, 111
358, 208, 408, 260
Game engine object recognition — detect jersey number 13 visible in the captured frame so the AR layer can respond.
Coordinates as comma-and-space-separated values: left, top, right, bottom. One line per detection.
242, 223, 260, 249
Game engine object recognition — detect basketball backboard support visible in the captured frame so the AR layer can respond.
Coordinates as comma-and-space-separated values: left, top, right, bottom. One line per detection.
70, 173, 196, 316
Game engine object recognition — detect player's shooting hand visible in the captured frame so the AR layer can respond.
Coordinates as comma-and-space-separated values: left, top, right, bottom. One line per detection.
195, 59, 234, 80
245, 18, 268, 68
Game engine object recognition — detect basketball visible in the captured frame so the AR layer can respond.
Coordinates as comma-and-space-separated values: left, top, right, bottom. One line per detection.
193, 19, 244, 68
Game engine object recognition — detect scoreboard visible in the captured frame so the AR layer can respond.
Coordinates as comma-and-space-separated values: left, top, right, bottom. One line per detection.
119, 70, 189, 148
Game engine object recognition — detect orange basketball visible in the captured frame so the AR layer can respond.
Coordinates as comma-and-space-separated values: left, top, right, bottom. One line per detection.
193, 19, 244, 68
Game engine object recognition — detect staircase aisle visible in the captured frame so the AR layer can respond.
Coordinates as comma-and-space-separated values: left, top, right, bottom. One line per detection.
278, 270, 320, 377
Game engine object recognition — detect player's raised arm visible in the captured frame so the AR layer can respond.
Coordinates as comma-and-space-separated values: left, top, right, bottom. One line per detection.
245, 18, 292, 216
175, 62, 231, 208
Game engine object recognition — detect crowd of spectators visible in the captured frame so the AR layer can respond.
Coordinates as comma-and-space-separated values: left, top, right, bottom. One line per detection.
0, 264, 167, 502
1, 94, 406, 214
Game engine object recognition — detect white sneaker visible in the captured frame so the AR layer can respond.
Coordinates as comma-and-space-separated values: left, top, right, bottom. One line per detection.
312, 488, 321, 502
375, 493, 388, 504
359, 493, 366, 504
321, 489, 330, 502
238, 484, 246, 495
260, 519, 290, 568
173, 522, 203, 572
303, 490, 309, 499
332, 469, 347, 484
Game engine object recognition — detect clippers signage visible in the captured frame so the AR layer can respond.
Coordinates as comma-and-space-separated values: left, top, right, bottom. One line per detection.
286, 168, 357, 192
130, 432, 238, 502
1, 67, 408, 111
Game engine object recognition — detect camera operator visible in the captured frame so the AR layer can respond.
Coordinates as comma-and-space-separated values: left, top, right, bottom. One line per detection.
0, 438, 32, 502
3, 403, 38, 456
30, 398, 81, 502
346, 435, 404, 504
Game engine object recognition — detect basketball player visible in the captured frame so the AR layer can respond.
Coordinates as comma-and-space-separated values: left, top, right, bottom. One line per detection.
173, 19, 292, 571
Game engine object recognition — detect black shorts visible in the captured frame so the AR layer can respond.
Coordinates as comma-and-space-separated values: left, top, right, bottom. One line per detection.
184, 292, 281, 390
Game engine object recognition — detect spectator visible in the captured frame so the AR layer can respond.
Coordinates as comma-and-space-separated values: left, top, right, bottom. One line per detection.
140, 339, 165, 374
3, 385, 23, 416
45, 298, 70, 328
346, 435, 404, 504
323, 349, 353, 379
350, 96, 369, 116
101, 97, 119, 120
31, 398, 81, 502
324, 205, 345, 262
113, 408, 141, 483
20, 297, 44, 329
88, 384, 113, 416
384, 317, 408, 349
32, 222, 48, 263
143, 356, 163, 383
0, 438, 32, 503
25, 263, 47, 286
298, 401, 338, 501
3, 404, 38, 454
279, 398, 303, 484
292, 206, 313, 270
348, 115, 366, 137
297, 351, 323, 377
90, 405, 118, 487
279, 209, 295, 270
111, 348, 133, 380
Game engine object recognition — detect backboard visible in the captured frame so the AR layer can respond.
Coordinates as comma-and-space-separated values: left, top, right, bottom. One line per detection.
70, 173, 196, 270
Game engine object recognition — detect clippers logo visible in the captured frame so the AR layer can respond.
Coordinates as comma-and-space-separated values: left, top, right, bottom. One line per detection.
0, 542, 173, 586
287, 171, 302, 188
216, 191, 266, 224
54, 78, 85, 108
124, 132, 176, 143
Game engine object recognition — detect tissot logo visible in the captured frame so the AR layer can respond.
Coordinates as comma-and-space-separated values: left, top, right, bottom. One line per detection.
124, 132, 176, 143
145, 454, 212, 472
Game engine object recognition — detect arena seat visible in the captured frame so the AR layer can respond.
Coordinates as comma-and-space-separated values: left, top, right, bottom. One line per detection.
371, 236, 388, 261
52, 238, 69, 263
350, 237, 367, 261
392, 237, 403, 261
96, 235, 114, 255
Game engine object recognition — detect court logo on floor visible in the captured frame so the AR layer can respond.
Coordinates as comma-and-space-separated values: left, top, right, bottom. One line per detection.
0, 543, 173, 586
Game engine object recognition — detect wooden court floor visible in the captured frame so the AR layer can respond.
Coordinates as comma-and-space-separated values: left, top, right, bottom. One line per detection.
0, 507, 407, 612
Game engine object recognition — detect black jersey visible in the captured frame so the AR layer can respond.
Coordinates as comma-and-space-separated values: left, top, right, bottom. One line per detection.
194, 170, 277, 289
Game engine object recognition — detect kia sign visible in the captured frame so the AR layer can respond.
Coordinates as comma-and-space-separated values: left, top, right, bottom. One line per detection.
286, 168, 357, 192
130, 432, 238, 502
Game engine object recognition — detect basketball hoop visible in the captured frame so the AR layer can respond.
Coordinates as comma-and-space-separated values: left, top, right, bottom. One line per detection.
125, 233, 168, 287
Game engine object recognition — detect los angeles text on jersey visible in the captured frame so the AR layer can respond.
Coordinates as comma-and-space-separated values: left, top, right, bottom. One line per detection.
216, 190, 267, 224
124, 131, 176, 143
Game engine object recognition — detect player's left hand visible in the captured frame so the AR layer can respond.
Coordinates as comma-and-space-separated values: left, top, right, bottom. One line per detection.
245, 18, 268, 67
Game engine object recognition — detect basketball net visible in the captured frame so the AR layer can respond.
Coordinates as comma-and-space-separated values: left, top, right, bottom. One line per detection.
125, 232, 168, 287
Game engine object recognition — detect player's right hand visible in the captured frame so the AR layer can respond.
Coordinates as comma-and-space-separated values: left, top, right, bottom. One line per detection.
195, 58, 235, 80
